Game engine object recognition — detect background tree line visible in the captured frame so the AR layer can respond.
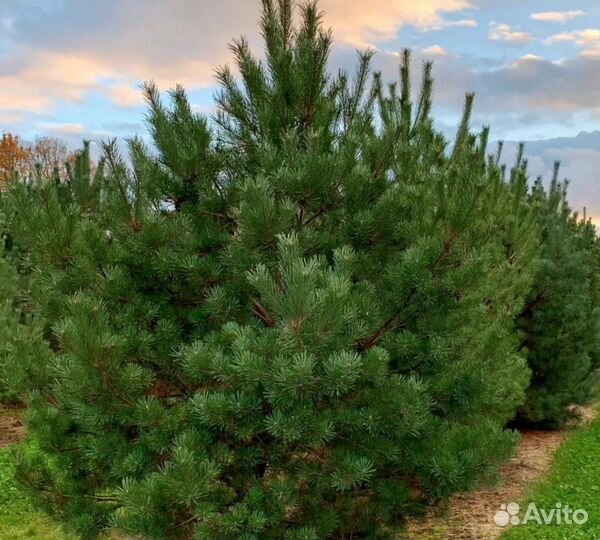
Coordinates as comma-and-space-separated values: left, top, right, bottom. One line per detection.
0, 132, 89, 184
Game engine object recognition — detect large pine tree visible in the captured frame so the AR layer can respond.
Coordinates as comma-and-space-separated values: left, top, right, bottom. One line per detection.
1, 2, 575, 539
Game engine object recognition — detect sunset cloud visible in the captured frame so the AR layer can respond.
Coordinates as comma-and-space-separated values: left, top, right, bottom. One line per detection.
318, 0, 472, 46
422, 44, 450, 56
0, 51, 113, 113
544, 28, 600, 57
530, 10, 585, 24
489, 23, 533, 45
39, 122, 86, 135
0, 0, 474, 112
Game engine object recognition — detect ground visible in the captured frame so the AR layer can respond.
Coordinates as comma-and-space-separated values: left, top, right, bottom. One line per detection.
0, 406, 25, 449
404, 405, 598, 540
501, 407, 600, 540
0, 406, 76, 540
404, 429, 567, 539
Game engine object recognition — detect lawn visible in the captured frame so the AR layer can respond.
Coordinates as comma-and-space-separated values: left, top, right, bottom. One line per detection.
501, 412, 600, 540
0, 446, 76, 540
0, 445, 127, 540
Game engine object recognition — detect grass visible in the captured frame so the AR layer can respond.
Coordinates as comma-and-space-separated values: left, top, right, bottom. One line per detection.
501, 412, 600, 540
0, 446, 76, 540
0, 439, 129, 540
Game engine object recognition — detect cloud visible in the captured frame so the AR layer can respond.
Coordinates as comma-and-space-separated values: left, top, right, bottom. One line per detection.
516, 53, 543, 63
106, 85, 144, 108
475, 54, 600, 115
0, 1, 256, 115
489, 23, 533, 45
545, 28, 600, 45
0, 0, 597, 151
38, 122, 86, 135
0, 0, 476, 116
0, 50, 114, 114
422, 45, 450, 56
445, 18, 477, 27
318, 0, 472, 46
544, 28, 600, 58
0, 112, 24, 125
538, 146, 600, 219
428, 18, 478, 31
191, 103, 218, 116
364, 44, 599, 141
530, 10, 585, 23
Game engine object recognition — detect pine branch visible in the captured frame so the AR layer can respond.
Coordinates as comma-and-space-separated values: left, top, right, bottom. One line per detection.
358, 229, 461, 352
251, 298, 276, 327
520, 289, 547, 319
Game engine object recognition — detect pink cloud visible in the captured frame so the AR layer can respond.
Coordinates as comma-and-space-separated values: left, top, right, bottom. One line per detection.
1, 0, 476, 115
39, 122, 86, 134
544, 28, 600, 58
0, 51, 114, 113
320, 0, 472, 46
530, 10, 585, 24
489, 23, 533, 45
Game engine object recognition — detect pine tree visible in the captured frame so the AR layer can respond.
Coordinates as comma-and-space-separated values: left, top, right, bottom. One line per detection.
517, 168, 600, 426
0, 214, 22, 403
0, 245, 53, 405
2, 2, 553, 539
0, 142, 104, 405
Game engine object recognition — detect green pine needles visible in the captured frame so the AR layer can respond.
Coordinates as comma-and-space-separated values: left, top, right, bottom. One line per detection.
517, 169, 600, 427
0, 1, 598, 539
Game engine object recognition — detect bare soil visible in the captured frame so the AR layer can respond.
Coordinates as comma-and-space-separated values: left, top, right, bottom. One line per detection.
0, 405, 25, 448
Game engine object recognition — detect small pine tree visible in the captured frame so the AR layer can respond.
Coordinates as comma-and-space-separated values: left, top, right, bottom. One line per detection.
0, 236, 22, 403
0, 142, 104, 405
0, 246, 53, 405
518, 167, 600, 426
0, 189, 29, 403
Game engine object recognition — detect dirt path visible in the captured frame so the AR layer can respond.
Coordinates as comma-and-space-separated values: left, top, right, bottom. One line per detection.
0, 405, 25, 448
404, 406, 597, 540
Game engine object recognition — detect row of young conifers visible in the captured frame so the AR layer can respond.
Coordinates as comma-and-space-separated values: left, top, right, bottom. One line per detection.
0, 2, 599, 539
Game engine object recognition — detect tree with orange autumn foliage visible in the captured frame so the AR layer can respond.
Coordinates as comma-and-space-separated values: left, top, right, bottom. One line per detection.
0, 132, 31, 183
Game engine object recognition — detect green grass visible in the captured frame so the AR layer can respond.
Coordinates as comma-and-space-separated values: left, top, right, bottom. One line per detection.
501, 412, 600, 540
0, 446, 76, 540
0, 441, 129, 540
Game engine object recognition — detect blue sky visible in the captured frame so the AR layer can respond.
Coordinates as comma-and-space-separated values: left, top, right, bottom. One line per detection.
1, 0, 599, 221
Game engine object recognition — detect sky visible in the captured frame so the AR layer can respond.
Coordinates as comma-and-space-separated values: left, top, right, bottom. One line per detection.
0, 0, 598, 222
